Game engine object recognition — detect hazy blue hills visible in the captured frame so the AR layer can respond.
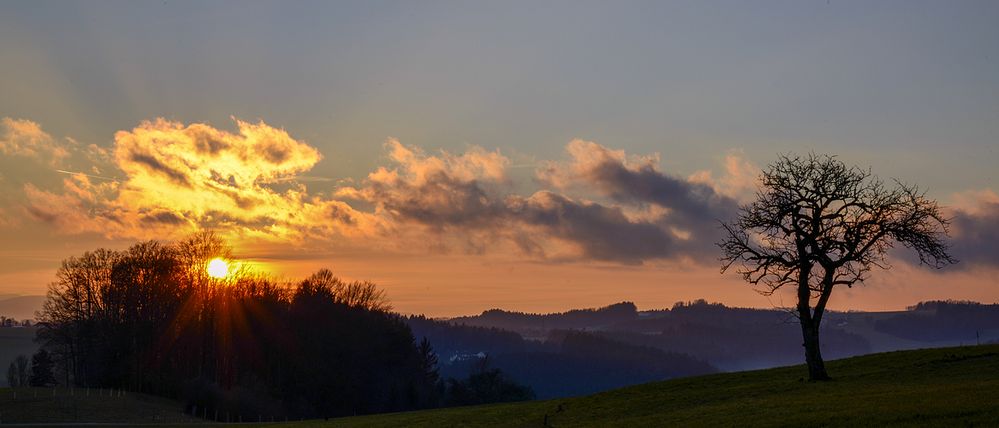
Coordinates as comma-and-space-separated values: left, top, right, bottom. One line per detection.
411, 299, 999, 398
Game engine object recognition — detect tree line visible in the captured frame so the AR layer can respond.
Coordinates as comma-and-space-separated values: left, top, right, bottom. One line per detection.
34, 232, 531, 419
6, 350, 56, 388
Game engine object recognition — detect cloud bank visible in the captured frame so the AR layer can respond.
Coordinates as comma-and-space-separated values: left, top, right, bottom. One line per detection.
24, 118, 384, 244
1, 117, 69, 166
949, 191, 999, 268
335, 138, 739, 263
10, 116, 997, 268
14, 118, 740, 264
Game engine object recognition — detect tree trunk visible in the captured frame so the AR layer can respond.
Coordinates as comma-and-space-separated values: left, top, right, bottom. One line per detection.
795, 263, 830, 381
800, 321, 830, 381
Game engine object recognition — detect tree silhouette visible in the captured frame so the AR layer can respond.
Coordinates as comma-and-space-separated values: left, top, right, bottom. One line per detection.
719, 154, 955, 380
6, 361, 16, 387
443, 355, 535, 406
29, 349, 57, 387
416, 337, 441, 407
36, 232, 437, 419
297, 268, 391, 312
418, 337, 439, 384
14, 355, 29, 386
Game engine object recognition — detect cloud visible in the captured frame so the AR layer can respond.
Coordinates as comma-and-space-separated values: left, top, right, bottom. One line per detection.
15, 118, 777, 265
948, 191, 999, 268
510, 191, 679, 263
688, 150, 761, 203
21, 119, 748, 264
536, 139, 738, 253
337, 139, 511, 230
25, 118, 385, 244
0, 117, 70, 166
339, 139, 731, 263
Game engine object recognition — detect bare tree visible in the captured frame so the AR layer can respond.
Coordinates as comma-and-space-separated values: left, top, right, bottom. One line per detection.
298, 269, 392, 312
6, 362, 16, 387
15, 355, 30, 386
719, 153, 955, 380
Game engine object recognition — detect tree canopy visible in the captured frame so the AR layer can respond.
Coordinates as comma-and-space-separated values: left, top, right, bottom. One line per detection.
36, 232, 425, 418
719, 153, 954, 380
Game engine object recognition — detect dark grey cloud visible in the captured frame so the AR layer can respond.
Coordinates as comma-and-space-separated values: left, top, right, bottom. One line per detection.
582, 159, 738, 227
533, 140, 739, 259
341, 139, 742, 264
140, 210, 186, 225
950, 202, 999, 268
129, 152, 191, 186
364, 173, 508, 230
513, 191, 678, 264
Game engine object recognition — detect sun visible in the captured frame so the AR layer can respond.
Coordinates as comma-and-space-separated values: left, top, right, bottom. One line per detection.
206, 258, 230, 279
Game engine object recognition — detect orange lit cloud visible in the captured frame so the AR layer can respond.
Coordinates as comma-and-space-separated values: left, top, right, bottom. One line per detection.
18, 117, 999, 270
0, 117, 70, 167
25, 118, 384, 245
16, 119, 745, 264
688, 150, 762, 203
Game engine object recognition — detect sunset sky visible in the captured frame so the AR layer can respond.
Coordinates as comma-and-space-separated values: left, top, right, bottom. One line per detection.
1, 1, 997, 316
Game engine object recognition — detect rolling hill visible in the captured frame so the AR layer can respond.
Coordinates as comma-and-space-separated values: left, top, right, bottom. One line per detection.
2, 345, 996, 426
0, 387, 204, 424
306, 344, 999, 427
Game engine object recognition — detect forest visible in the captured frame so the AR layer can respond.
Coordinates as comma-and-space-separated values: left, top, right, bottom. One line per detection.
26, 232, 532, 419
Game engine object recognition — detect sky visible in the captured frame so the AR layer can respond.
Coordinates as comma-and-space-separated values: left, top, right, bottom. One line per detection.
1, 1, 997, 317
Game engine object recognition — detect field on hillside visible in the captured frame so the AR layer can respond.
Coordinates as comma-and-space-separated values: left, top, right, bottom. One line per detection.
2, 345, 997, 427
0, 387, 203, 424
297, 345, 999, 427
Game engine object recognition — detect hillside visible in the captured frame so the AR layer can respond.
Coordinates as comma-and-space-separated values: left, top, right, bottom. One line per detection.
304, 344, 999, 427
0, 387, 204, 424
444, 300, 999, 373
2, 345, 996, 426
407, 316, 717, 399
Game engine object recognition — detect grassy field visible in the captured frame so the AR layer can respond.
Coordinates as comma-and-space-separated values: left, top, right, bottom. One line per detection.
2, 345, 997, 426
301, 344, 999, 427
0, 386, 205, 424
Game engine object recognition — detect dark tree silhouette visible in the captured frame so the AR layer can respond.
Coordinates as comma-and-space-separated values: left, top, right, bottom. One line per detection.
416, 336, 441, 406
29, 349, 57, 387
36, 231, 438, 419
443, 355, 534, 406
297, 268, 391, 312
719, 154, 955, 380
6, 361, 16, 387
14, 355, 29, 387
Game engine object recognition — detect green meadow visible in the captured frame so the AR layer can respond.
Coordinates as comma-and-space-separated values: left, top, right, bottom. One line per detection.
3, 344, 997, 427
307, 344, 999, 427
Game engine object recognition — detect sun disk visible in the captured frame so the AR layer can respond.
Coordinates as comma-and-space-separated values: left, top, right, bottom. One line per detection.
207, 258, 229, 279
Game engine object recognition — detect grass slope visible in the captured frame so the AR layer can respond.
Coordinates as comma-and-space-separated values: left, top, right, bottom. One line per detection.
306, 344, 999, 427
2, 345, 996, 426
0, 387, 204, 424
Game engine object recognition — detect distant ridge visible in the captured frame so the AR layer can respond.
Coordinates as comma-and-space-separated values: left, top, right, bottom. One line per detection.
449, 302, 638, 334
0, 295, 46, 321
